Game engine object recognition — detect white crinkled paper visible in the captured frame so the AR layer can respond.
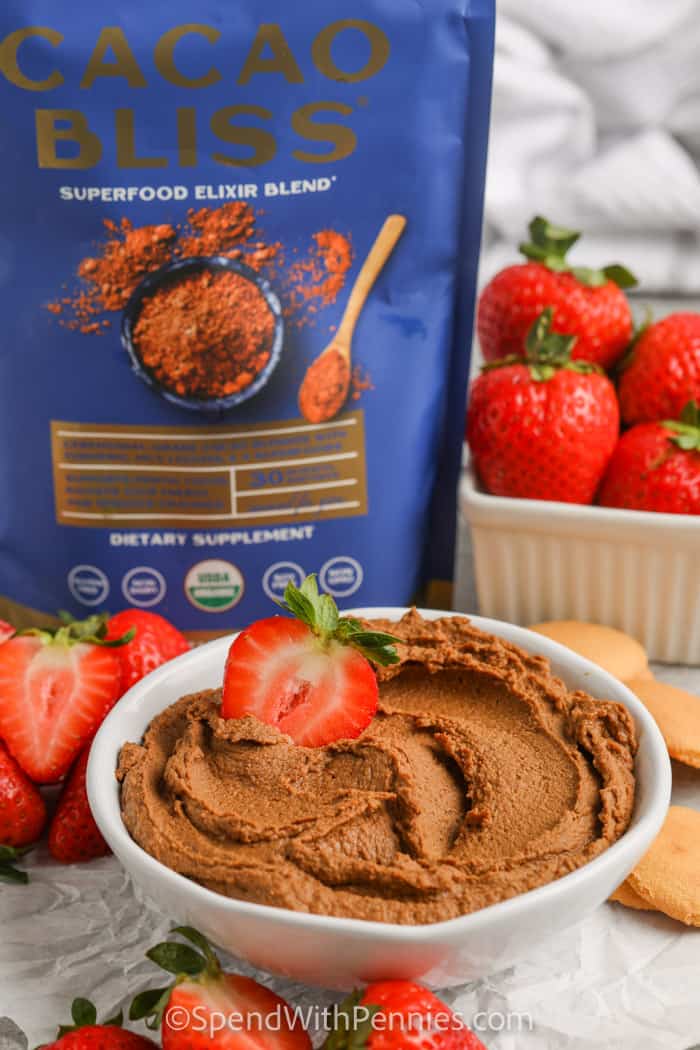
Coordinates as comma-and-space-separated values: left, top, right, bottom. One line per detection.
2, 682, 699, 1050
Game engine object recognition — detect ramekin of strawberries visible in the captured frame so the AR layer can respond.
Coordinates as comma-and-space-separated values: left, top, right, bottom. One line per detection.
0, 609, 189, 880
462, 217, 700, 664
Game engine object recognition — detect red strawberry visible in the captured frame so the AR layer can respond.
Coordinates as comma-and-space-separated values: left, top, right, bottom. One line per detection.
0, 616, 128, 783
131, 927, 311, 1049
467, 308, 620, 503
43, 997, 158, 1050
0, 738, 46, 847
618, 312, 700, 425
49, 744, 110, 863
478, 216, 636, 370
221, 575, 399, 747
0, 620, 15, 645
598, 401, 700, 514
105, 610, 189, 695
324, 981, 487, 1050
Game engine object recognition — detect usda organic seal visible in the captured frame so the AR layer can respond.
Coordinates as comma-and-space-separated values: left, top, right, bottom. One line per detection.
184, 560, 244, 612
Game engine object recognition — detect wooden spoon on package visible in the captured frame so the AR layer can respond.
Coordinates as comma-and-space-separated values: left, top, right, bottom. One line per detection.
298, 214, 407, 423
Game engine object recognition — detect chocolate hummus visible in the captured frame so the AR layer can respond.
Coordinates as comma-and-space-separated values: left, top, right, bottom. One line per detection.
117, 611, 637, 925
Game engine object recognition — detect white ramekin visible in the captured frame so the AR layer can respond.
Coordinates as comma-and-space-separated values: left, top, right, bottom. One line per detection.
460, 468, 700, 665
87, 608, 670, 990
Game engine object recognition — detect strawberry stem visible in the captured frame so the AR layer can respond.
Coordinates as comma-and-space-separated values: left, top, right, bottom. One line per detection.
274, 575, 400, 667
664, 400, 700, 451
322, 990, 380, 1050
519, 216, 637, 289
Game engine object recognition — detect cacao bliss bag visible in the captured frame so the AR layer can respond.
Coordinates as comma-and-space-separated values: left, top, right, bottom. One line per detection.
0, 1, 493, 635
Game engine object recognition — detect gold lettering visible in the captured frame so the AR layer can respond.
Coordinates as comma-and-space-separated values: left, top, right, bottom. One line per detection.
35, 109, 102, 168
237, 24, 303, 85
312, 20, 389, 83
0, 27, 63, 91
177, 107, 197, 167
81, 27, 147, 89
292, 102, 356, 163
115, 109, 167, 168
154, 24, 221, 88
211, 105, 276, 167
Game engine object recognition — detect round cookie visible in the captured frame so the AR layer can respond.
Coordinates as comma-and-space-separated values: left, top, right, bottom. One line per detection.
529, 621, 650, 683
609, 879, 655, 912
627, 678, 700, 768
628, 806, 700, 926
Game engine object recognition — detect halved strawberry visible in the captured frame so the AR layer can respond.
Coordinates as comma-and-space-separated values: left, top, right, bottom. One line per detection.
131, 927, 311, 1049
0, 616, 131, 783
221, 575, 399, 748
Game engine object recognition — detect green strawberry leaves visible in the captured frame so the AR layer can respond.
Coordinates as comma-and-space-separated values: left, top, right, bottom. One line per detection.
322, 990, 381, 1050
129, 986, 173, 1031
0, 843, 30, 884
22, 612, 135, 649
483, 309, 606, 383
520, 216, 637, 289
145, 942, 207, 977
56, 998, 123, 1037
664, 401, 700, 452
275, 575, 400, 667
131, 927, 222, 1030
517, 309, 602, 382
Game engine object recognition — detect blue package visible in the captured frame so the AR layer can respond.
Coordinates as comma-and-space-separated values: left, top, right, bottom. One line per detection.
0, 2, 493, 635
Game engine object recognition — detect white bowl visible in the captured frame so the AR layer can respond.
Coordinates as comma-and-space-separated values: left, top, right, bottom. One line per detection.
460, 467, 700, 664
88, 608, 671, 990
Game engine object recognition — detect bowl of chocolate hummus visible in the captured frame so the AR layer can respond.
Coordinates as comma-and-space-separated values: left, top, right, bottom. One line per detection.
88, 608, 670, 990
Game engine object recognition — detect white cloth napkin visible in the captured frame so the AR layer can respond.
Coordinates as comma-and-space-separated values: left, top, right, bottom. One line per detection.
483, 2, 700, 293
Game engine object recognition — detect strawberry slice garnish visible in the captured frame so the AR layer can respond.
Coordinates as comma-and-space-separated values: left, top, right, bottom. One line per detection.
0, 614, 133, 783
131, 927, 311, 1049
221, 575, 399, 747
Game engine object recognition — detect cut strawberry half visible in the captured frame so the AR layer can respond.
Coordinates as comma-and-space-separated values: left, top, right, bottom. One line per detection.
131, 926, 311, 1049
0, 615, 132, 783
221, 575, 399, 747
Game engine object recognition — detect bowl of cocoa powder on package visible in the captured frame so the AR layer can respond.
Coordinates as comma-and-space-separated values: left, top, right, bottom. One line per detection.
121, 256, 284, 412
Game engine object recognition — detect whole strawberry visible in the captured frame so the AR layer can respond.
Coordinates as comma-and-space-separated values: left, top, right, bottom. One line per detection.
49, 744, 110, 863
131, 926, 312, 1049
467, 309, 620, 503
618, 312, 700, 424
105, 610, 189, 695
478, 216, 636, 370
324, 981, 487, 1050
599, 401, 700, 514
42, 998, 157, 1050
0, 739, 46, 848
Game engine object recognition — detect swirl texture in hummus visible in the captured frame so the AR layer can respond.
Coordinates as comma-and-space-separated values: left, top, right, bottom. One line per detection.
117, 611, 637, 925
